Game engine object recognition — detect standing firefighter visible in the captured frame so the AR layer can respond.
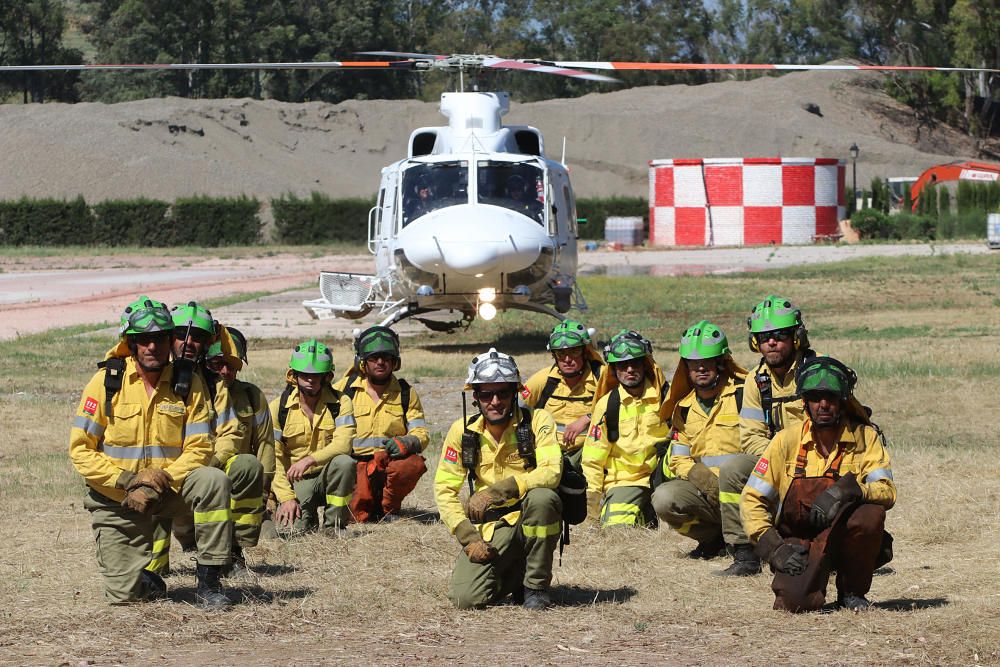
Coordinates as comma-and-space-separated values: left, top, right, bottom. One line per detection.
203, 326, 275, 572
69, 296, 233, 607
270, 340, 357, 536
434, 349, 563, 610
653, 321, 761, 575
742, 357, 895, 612
740, 295, 816, 457
582, 330, 670, 528
333, 326, 429, 523
522, 320, 604, 470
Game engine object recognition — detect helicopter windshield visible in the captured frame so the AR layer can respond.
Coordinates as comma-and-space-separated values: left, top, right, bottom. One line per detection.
402, 161, 468, 226
477, 161, 545, 224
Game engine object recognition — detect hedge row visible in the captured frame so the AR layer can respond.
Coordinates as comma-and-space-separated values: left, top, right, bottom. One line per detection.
272, 193, 375, 244
0, 196, 261, 246
850, 208, 987, 241
575, 196, 648, 240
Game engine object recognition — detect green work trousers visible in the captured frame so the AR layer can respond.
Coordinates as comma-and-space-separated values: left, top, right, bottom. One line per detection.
652, 479, 722, 544
449, 488, 563, 609
291, 453, 356, 532
599, 485, 655, 528
717, 454, 757, 546
86, 466, 232, 604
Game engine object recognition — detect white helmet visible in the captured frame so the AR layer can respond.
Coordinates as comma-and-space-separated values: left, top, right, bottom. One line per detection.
465, 348, 521, 386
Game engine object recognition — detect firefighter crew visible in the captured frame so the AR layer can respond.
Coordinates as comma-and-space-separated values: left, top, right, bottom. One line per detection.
521, 319, 605, 470
742, 356, 895, 612
69, 296, 233, 607
203, 326, 275, 572
146, 302, 242, 575
270, 339, 357, 536
582, 330, 670, 528
332, 326, 429, 523
434, 349, 563, 610
652, 321, 761, 574
740, 295, 817, 457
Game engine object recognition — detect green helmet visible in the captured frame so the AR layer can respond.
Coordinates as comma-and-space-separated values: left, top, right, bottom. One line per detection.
355, 326, 400, 361
604, 330, 652, 363
796, 356, 856, 401
119, 296, 173, 336
679, 320, 729, 360
290, 339, 334, 374
171, 301, 215, 335
747, 295, 802, 334
206, 327, 247, 363
547, 319, 592, 351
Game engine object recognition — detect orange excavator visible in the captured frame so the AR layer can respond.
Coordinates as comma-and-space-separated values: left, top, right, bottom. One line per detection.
910, 161, 1000, 212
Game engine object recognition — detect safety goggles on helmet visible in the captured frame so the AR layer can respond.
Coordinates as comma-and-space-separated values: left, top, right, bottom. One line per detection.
679, 320, 729, 360
119, 296, 173, 336
289, 339, 334, 375
796, 356, 856, 401
171, 302, 215, 336
747, 295, 802, 334
356, 325, 400, 360
466, 348, 521, 385
603, 330, 652, 363
547, 319, 592, 351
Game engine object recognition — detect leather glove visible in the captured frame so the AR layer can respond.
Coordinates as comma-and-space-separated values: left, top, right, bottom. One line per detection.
466, 477, 520, 522
382, 435, 421, 459
129, 467, 173, 494
121, 485, 160, 514
755, 527, 809, 575
809, 472, 862, 530
464, 539, 498, 564
687, 463, 720, 509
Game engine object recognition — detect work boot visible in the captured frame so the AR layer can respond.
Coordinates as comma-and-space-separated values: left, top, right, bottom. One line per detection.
522, 587, 551, 611
259, 517, 279, 540
139, 569, 168, 601
380, 513, 402, 524
222, 545, 251, 581
195, 564, 232, 609
713, 544, 762, 577
687, 534, 726, 560
837, 593, 872, 611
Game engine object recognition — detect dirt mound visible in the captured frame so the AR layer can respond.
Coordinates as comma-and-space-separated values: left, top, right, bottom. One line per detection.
0, 66, 979, 204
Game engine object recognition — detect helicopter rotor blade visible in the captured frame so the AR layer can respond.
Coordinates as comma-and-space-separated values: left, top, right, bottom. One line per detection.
0, 60, 416, 73
523, 60, 1000, 74
355, 51, 447, 60
481, 58, 619, 83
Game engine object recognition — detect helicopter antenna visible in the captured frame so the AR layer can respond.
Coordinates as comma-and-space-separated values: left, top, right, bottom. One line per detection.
561, 137, 567, 166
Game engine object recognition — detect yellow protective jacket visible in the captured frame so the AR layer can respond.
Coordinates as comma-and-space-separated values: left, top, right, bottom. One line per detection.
741, 418, 895, 542
521, 361, 601, 453
269, 384, 356, 503
668, 374, 746, 480
739, 353, 817, 457
331, 373, 429, 456
582, 379, 669, 495
434, 407, 561, 542
69, 356, 214, 502
214, 378, 275, 484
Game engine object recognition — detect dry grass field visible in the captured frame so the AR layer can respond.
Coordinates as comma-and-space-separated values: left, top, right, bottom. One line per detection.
2, 250, 999, 665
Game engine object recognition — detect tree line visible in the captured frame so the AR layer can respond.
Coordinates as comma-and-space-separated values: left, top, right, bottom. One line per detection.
0, 1, 996, 137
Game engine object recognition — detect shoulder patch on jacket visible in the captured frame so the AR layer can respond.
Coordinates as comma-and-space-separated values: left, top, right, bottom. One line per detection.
520, 387, 531, 399
754, 457, 769, 477
83, 397, 98, 416
444, 446, 459, 463
589, 424, 602, 440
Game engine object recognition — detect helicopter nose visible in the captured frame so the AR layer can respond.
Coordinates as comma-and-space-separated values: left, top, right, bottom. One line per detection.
399, 204, 547, 276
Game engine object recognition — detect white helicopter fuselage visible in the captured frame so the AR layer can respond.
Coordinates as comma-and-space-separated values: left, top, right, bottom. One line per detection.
306, 91, 585, 327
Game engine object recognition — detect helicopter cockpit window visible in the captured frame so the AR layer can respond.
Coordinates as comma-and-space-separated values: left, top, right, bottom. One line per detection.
401, 161, 468, 227
477, 161, 545, 224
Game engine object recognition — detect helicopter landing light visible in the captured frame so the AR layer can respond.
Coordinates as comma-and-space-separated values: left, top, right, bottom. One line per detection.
478, 303, 498, 321
478, 287, 497, 303
416, 285, 435, 296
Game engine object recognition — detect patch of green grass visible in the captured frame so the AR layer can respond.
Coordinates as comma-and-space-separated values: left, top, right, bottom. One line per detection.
820, 324, 933, 340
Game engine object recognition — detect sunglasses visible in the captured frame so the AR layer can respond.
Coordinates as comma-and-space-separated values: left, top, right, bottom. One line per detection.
474, 388, 515, 402
132, 331, 170, 346
205, 358, 227, 372
173, 329, 211, 344
755, 329, 794, 344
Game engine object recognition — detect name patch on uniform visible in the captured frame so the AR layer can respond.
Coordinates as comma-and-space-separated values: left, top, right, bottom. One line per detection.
156, 403, 185, 415
520, 387, 531, 399
589, 425, 602, 440
754, 457, 769, 477
444, 446, 459, 463
83, 397, 98, 416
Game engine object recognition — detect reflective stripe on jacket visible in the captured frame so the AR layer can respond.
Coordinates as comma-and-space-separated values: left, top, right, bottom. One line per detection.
332, 374, 429, 456
269, 386, 356, 503
69, 356, 214, 502
434, 408, 561, 542
214, 379, 275, 484
582, 380, 668, 495
741, 418, 896, 542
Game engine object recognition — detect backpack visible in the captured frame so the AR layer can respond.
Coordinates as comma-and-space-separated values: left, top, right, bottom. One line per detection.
534, 359, 602, 410
275, 384, 342, 438
754, 349, 814, 436
340, 370, 411, 429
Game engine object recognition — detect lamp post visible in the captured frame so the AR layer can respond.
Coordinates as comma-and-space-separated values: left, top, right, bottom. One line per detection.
849, 143, 859, 211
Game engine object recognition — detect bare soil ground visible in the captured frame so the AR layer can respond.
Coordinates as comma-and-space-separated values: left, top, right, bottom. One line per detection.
2, 248, 999, 666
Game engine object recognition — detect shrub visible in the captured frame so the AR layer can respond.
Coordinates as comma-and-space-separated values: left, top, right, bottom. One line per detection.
850, 208, 892, 239
92, 199, 170, 246
170, 196, 261, 246
575, 196, 647, 240
271, 192, 374, 244
0, 196, 92, 246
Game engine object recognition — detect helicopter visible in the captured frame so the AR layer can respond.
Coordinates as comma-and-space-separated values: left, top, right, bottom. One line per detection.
4, 54, 996, 330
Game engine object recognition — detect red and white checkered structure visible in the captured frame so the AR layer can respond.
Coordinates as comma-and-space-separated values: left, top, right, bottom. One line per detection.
648, 158, 845, 246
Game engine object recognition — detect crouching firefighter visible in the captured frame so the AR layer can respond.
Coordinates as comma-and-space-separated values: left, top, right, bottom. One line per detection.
70, 296, 234, 608
741, 356, 895, 612
333, 326, 429, 523
434, 349, 564, 610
